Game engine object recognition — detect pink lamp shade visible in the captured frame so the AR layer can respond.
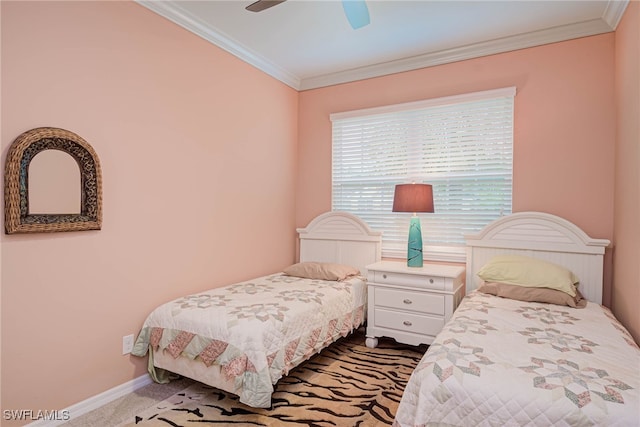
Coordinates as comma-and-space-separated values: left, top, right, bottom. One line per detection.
392, 184, 434, 213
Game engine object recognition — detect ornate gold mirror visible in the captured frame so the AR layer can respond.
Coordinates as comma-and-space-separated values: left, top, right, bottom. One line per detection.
4, 127, 102, 234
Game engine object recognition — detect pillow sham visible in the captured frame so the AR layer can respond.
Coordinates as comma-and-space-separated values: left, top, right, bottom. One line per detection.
478, 281, 586, 308
477, 255, 579, 297
283, 262, 360, 281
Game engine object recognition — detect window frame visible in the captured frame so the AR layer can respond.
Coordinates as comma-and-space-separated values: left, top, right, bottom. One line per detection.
330, 87, 516, 263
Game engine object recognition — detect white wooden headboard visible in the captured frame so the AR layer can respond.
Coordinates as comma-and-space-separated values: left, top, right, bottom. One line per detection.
297, 211, 382, 275
465, 212, 610, 304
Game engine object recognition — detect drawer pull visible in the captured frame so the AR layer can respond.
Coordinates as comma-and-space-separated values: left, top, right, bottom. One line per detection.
429, 278, 434, 284
403, 320, 412, 327
403, 299, 413, 305
383, 274, 387, 279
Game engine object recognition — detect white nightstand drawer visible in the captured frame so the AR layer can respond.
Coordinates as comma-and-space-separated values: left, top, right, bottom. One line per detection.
375, 287, 445, 316
374, 308, 445, 337
365, 261, 465, 348
373, 271, 445, 290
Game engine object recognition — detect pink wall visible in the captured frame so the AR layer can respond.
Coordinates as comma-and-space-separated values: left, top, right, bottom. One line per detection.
613, 1, 640, 342
298, 35, 616, 301
1, 1, 298, 423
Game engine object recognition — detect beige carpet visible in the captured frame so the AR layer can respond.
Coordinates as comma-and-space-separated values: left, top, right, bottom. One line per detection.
71, 329, 426, 426
63, 378, 196, 427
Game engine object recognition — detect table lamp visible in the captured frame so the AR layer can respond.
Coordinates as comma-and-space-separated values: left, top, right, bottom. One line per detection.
392, 183, 434, 267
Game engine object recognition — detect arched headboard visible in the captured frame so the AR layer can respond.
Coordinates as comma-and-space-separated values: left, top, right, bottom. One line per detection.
297, 211, 382, 275
465, 212, 610, 304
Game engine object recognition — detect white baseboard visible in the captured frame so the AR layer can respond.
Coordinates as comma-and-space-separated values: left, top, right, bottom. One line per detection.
27, 374, 153, 426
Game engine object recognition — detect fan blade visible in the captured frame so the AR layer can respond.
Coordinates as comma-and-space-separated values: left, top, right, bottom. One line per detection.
341, 0, 370, 29
246, 0, 286, 13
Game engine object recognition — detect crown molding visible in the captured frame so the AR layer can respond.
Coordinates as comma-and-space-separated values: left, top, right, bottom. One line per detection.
136, 0, 628, 92
136, 0, 301, 90
299, 16, 615, 90
602, 0, 629, 28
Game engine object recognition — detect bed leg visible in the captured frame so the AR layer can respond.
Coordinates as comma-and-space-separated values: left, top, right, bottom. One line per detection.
365, 337, 378, 348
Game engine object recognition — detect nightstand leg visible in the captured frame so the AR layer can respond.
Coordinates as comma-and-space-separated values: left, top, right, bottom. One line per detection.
365, 337, 378, 348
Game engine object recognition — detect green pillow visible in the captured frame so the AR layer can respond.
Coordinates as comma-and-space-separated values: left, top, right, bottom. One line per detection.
477, 255, 579, 297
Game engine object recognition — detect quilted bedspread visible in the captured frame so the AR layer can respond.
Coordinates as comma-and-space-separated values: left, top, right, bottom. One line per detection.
393, 291, 640, 427
132, 273, 366, 408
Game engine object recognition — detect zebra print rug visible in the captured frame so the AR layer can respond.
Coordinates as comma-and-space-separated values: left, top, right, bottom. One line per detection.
121, 329, 426, 426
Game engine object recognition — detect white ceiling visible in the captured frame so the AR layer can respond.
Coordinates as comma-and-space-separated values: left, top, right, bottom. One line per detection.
137, 0, 628, 90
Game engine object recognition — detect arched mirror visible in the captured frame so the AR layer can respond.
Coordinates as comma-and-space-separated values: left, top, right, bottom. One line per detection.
29, 149, 82, 214
4, 127, 102, 234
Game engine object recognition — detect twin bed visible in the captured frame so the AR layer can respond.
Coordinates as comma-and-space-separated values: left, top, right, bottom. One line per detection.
132, 211, 382, 408
394, 212, 640, 426
133, 210, 639, 425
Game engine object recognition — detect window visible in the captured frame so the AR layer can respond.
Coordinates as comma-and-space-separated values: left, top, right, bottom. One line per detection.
331, 87, 515, 262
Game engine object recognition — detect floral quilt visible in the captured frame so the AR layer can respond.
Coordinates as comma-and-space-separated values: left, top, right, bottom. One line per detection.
393, 291, 640, 427
132, 273, 366, 408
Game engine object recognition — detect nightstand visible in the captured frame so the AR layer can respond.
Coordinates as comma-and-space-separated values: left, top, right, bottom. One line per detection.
365, 260, 465, 348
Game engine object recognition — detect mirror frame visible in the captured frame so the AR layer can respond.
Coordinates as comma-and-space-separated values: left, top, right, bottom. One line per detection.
4, 127, 102, 234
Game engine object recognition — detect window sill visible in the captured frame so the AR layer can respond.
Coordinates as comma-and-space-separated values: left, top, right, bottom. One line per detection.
383, 246, 466, 264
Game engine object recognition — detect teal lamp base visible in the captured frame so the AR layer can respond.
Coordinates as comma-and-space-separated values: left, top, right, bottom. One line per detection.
407, 216, 423, 267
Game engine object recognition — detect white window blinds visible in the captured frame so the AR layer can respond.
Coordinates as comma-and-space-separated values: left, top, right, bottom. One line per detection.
331, 87, 515, 262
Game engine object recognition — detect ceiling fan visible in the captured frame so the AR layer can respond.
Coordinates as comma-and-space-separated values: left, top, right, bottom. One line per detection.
245, 0, 370, 30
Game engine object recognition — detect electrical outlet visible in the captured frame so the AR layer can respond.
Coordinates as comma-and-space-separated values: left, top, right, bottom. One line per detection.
122, 334, 134, 355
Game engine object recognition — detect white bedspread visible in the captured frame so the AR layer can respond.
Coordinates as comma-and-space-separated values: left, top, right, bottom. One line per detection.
133, 273, 366, 408
394, 291, 640, 427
